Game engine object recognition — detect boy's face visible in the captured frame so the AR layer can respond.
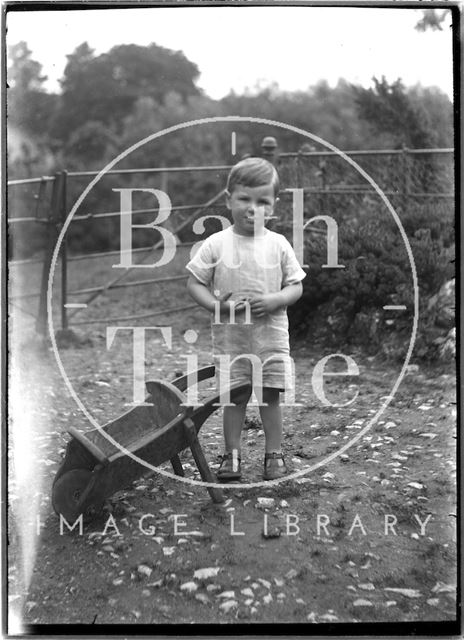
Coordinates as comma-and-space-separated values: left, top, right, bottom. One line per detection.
226, 183, 276, 236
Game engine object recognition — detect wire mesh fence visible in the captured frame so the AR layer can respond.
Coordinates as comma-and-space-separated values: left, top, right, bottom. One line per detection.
277, 148, 454, 209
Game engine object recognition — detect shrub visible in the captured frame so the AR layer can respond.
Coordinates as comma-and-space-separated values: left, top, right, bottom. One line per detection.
287, 199, 454, 362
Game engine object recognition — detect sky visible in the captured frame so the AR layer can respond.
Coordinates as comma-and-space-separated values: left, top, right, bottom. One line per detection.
6, 6, 454, 100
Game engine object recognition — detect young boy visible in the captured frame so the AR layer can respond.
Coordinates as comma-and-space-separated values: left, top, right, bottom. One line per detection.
186, 157, 305, 481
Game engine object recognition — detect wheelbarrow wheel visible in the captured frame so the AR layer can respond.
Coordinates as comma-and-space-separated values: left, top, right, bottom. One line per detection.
52, 469, 103, 523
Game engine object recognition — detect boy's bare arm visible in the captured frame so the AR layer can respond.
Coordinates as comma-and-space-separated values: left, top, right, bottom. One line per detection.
187, 275, 217, 312
249, 282, 303, 318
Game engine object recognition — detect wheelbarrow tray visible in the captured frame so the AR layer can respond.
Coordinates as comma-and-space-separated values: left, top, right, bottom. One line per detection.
52, 367, 250, 521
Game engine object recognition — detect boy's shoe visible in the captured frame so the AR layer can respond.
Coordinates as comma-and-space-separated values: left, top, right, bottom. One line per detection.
263, 452, 288, 481
216, 451, 241, 482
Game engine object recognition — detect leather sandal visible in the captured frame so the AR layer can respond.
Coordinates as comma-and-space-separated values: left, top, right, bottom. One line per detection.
216, 450, 241, 481
263, 452, 288, 481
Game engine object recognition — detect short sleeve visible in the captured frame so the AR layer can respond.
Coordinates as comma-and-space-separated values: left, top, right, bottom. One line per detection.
280, 237, 307, 287
185, 237, 217, 286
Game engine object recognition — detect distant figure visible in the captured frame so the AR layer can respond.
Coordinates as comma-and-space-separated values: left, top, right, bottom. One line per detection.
261, 136, 279, 166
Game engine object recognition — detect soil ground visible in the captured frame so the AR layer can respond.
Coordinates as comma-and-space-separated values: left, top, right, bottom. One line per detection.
8, 323, 457, 629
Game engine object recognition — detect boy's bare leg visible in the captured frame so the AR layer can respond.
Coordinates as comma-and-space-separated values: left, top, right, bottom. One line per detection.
259, 387, 283, 453
223, 400, 248, 453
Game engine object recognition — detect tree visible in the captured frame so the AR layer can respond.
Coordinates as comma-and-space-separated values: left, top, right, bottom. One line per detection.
65, 121, 118, 167
53, 42, 201, 141
220, 79, 377, 152
7, 41, 47, 91
351, 76, 437, 149
415, 9, 449, 32
408, 85, 454, 148
7, 41, 58, 135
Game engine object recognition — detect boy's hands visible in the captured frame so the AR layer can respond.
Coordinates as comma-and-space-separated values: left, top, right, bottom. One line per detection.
218, 292, 285, 319
188, 275, 303, 320
216, 292, 247, 319
213, 284, 302, 319
250, 284, 303, 316
249, 293, 281, 317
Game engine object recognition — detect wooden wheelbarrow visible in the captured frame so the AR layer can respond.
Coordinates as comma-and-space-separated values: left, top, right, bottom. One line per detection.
52, 366, 250, 522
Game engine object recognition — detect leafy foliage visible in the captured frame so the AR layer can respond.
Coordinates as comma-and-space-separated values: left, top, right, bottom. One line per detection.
415, 9, 449, 32
8, 41, 47, 91
351, 77, 438, 148
53, 42, 200, 142
7, 36, 454, 181
287, 201, 454, 361
7, 42, 58, 137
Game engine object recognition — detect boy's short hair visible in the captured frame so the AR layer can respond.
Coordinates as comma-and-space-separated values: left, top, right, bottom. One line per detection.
226, 157, 280, 197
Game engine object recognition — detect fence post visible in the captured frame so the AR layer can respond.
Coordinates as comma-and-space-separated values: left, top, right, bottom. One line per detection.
318, 158, 327, 215
60, 171, 68, 331
160, 167, 168, 194
296, 150, 303, 189
401, 146, 411, 214
36, 172, 64, 337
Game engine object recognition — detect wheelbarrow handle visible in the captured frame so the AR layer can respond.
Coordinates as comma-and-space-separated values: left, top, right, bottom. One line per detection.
187, 382, 252, 433
66, 426, 108, 463
171, 365, 216, 392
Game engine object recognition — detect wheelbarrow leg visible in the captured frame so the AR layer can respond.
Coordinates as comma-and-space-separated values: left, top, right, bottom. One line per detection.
170, 454, 184, 477
183, 419, 224, 504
